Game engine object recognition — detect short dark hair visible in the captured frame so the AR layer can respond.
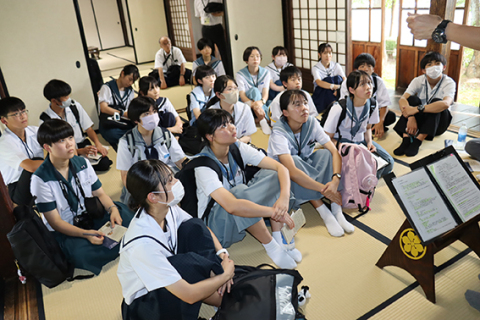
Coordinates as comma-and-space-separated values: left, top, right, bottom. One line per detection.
43, 80, 72, 102
128, 96, 155, 123
205, 75, 238, 109
197, 38, 214, 51
138, 76, 160, 96
0, 97, 26, 118
279, 89, 308, 113
121, 64, 140, 81
195, 65, 216, 84
354, 53, 376, 69
197, 108, 235, 146
420, 51, 447, 70
346, 70, 371, 99
272, 46, 288, 57
126, 159, 174, 212
280, 66, 302, 85
37, 119, 74, 146
243, 46, 262, 62
318, 43, 333, 57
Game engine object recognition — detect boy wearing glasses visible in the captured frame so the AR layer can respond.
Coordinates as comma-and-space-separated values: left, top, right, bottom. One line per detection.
0, 97, 44, 204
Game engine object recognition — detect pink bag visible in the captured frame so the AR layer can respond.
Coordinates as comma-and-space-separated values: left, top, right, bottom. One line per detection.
339, 143, 378, 214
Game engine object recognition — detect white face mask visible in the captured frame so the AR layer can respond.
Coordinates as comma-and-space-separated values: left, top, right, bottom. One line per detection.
275, 56, 288, 68
222, 90, 239, 105
426, 65, 443, 79
140, 112, 159, 131
153, 180, 185, 207
59, 98, 72, 109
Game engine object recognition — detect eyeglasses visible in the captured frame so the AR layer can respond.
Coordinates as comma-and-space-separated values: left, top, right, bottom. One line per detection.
6, 109, 28, 119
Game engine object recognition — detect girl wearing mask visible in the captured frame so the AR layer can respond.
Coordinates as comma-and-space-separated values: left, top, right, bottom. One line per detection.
206, 75, 257, 144
118, 159, 234, 320
266, 46, 294, 101
116, 96, 186, 206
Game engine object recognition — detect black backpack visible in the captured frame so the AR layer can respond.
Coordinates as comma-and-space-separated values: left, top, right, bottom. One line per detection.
40, 102, 86, 138
212, 264, 305, 320
175, 143, 257, 221
7, 201, 92, 288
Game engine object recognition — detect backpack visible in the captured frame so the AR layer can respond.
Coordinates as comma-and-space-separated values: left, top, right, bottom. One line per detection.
212, 264, 305, 320
319, 98, 376, 146
125, 127, 171, 158
7, 201, 92, 288
40, 102, 86, 138
338, 143, 377, 215
175, 143, 257, 220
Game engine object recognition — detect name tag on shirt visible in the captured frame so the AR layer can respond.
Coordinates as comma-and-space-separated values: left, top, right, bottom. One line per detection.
202, 16, 210, 24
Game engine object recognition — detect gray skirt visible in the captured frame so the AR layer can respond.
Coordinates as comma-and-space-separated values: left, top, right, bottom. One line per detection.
207, 169, 296, 248
291, 149, 339, 205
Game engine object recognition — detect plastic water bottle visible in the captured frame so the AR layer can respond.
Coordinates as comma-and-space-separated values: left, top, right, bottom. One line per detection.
455, 122, 468, 150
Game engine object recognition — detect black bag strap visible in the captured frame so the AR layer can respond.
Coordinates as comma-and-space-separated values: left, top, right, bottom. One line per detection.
40, 112, 51, 122
122, 235, 174, 255
126, 128, 171, 159
372, 73, 378, 96
228, 143, 245, 172
69, 102, 85, 137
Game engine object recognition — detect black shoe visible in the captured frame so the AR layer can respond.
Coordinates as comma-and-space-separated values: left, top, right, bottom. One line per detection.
394, 137, 411, 156
405, 138, 422, 157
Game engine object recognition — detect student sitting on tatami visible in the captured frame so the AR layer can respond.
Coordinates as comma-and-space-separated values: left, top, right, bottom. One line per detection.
393, 51, 456, 157
268, 89, 354, 238
192, 38, 225, 84
323, 70, 394, 179
118, 159, 234, 320
41, 79, 112, 172
340, 53, 396, 139
195, 108, 299, 268
236, 46, 272, 135
206, 75, 257, 144
311, 43, 346, 113
138, 76, 183, 135
0, 97, 44, 205
269, 66, 318, 124
189, 65, 217, 126
116, 96, 186, 206
31, 119, 134, 275
265, 46, 293, 101
98, 64, 139, 151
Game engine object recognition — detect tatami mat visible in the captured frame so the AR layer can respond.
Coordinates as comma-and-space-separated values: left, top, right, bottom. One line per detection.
40, 80, 480, 320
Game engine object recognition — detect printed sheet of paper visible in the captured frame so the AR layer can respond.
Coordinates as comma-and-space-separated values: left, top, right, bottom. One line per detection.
98, 222, 127, 249
428, 155, 480, 222
392, 167, 457, 242
281, 209, 306, 244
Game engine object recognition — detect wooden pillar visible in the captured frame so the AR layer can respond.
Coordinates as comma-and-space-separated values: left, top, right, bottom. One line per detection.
0, 172, 16, 279
426, 0, 456, 59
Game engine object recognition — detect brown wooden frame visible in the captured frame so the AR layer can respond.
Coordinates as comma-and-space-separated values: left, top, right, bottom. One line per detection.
163, 0, 196, 62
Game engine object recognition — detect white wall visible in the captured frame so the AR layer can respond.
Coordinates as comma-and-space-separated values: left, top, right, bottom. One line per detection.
0, 0, 96, 127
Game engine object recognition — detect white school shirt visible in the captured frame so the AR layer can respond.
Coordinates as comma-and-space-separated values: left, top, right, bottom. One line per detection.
405, 74, 456, 106
195, 143, 265, 218
0, 126, 44, 185
268, 117, 331, 161
157, 97, 179, 118
323, 100, 380, 142
118, 206, 192, 305
269, 90, 318, 123
236, 69, 271, 94
209, 101, 257, 138
98, 84, 135, 112
311, 61, 345, 89
192, 59, 226, 78
116, 129, 185, 172
340, 75, 391, 108
154, 46, 187, 74
31, 156, 101, 231
39, 102, 94, 144
265, 61, 294, 85
194, 0, 223, 26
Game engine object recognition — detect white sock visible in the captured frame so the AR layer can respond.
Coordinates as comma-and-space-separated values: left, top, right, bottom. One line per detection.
331, 203, 355, 233
259, 118, 272, 135
272, 231, 302, 262
263, 238, 297, 269
317, 204, 344, 237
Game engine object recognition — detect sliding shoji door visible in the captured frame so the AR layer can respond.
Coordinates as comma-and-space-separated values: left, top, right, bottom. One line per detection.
164, 0, 195, 62
285, 0, 349, 93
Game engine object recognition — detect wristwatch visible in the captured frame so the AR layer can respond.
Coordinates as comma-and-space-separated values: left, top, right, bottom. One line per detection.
261, 98, 266, 105
332, 173, 342, 180
417, 104, 425, 113
432, 20, 451, 44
